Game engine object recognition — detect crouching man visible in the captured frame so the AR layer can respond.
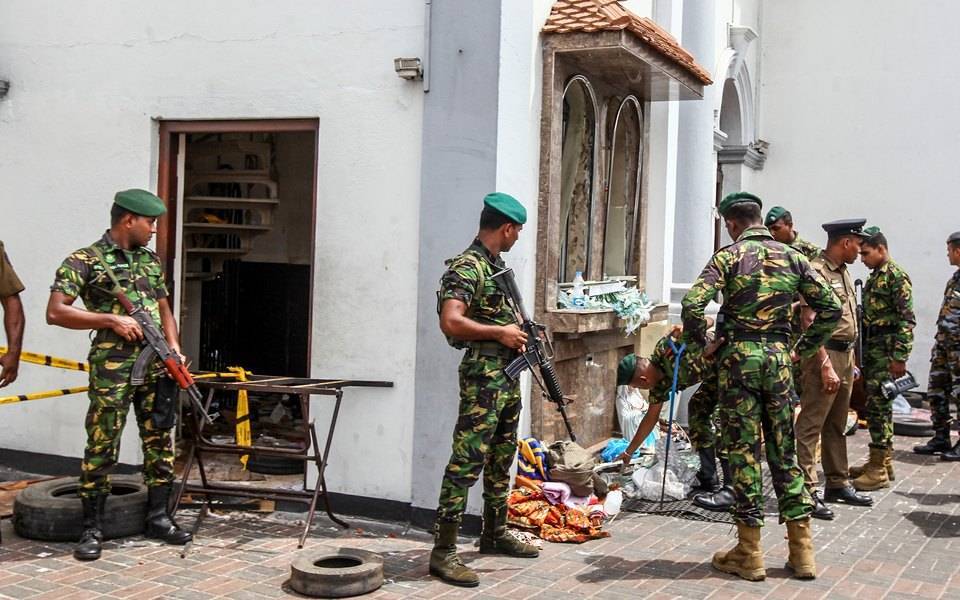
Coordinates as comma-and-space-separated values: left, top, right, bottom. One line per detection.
47, 189, 192, 561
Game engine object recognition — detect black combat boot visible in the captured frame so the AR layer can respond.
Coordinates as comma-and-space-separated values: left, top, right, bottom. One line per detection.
694, 457, 735, 511
144, 484, 192, 545
913, 428, 951, 454
74, 494, 106, 561
941, 439, 960, 462
692, 447, 721, 494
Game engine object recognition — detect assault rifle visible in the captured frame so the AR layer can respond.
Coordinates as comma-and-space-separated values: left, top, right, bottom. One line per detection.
89, 247, 216, 425
491, 267, 576, 442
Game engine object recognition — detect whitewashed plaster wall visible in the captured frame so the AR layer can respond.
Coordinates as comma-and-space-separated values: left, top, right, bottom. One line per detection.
0, 1, 424, 503
755, 0, 960, 388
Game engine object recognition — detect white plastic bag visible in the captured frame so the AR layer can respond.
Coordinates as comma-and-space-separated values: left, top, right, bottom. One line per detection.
603, 489, 623, 516
616, 385, 657, 451
892, 394, 912, 415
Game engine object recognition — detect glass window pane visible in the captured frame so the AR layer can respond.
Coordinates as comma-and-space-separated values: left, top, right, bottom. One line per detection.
603, 98, 643, 277
559, 77, 596, 283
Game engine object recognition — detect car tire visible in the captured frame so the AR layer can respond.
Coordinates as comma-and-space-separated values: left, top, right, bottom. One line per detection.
246, 454, 305, 475
289, 547, 383, 598
13, 475, 148, 542
893, 411, 935, 438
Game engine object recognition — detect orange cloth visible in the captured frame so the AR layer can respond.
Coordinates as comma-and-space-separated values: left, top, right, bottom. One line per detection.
506, 488, 609, 544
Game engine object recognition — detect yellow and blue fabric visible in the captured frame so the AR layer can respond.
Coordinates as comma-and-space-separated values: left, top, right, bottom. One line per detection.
517, 437, 549, 481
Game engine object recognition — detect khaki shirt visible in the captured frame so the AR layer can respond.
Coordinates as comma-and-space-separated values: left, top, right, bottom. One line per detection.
810, 253, 857, 342
0, 241, 25, 298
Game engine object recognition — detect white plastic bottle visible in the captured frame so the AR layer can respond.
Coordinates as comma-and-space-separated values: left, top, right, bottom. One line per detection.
571, 271, 586, 308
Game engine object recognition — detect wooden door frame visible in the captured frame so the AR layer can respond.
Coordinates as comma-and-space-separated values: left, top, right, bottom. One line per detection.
156, 118, 320, 368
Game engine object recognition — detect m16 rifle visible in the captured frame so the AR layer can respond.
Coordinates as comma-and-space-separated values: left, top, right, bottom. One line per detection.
491, 267, 576, 442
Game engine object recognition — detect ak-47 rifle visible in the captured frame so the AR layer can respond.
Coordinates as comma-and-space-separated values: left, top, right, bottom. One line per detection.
491, 268, 576, 442
89, 247, 216, 425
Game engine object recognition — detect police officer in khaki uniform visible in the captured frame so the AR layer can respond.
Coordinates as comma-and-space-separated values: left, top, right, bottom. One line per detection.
0, 241, 25, 388
795, 220, 873, 520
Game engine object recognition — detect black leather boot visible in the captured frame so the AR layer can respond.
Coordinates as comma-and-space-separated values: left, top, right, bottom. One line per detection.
913, 428, 951, 454
694, 457, 735, 511
74, 494, 106, 561
941, 439, 960, 462
144, 485, 192, 545
692, 447, 721, 494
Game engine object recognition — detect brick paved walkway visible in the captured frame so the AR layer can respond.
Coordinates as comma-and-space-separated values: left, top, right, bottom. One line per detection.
0, 432, 957, 599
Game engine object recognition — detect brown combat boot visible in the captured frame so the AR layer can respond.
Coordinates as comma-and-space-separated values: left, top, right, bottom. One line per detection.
712, 523, 766, 581
852, 447, 889, 491
849, 445, 895, 481
429, 520, 479, 587
785, 518, 817, 579
478, 504, 538, 557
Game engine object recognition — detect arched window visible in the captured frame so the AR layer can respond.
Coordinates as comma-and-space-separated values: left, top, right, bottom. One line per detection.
602, 96, 643, 277
558, 76, 598, 283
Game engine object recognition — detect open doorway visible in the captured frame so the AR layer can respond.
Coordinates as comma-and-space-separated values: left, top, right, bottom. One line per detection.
157, 120, 318, 378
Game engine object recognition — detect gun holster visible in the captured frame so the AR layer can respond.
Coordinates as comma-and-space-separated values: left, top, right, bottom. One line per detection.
152, 376, 178, 429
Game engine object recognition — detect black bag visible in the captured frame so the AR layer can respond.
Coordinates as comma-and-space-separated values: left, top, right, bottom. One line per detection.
152, 376, 178, 429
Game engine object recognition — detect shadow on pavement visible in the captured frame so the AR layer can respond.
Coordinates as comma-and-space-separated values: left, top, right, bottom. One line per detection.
902, 510, 960, 538
893, 491, 960, 506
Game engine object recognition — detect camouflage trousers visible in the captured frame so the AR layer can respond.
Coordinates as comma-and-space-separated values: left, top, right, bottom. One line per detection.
436, 353, 521, 523
717, 341, 812, 527
928, 335, 960, 430
863, 336, 896, 448
79, 343, 174, 499
688, 372, 721, 453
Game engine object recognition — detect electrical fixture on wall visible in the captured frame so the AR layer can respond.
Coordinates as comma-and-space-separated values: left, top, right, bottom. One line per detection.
393, 58, 423, 81
0, 80, 10, 99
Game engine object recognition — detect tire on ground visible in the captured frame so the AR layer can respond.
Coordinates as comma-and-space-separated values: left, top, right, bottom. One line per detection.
290, 547, 383, 598
893, 414, 935, 438
247, 453, 305, 475
13, 475, 148, 542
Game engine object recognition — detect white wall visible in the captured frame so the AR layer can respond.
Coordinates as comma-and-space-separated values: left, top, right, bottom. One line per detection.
0, 1, 424, 503
755, 0, 960, 387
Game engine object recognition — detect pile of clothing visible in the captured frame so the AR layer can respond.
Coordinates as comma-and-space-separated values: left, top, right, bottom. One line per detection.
508, 438, 611, 543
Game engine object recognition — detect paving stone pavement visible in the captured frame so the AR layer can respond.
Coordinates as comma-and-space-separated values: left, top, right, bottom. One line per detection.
0, 432, 958, 599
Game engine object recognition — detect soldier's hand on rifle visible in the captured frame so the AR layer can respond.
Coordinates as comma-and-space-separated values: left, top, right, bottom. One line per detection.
889, 360, 907, 378
111, 314, 144, 342
498, 323, 528, 350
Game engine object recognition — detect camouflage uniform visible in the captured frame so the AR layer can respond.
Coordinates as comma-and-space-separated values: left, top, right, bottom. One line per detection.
51, 232, 174, 499
928, 269, 960, 430
688, 368, 721, 453
862, 259, 915, 448
787, 233, 822, 398
435, 240, 520, 522
682, 226, 841, 526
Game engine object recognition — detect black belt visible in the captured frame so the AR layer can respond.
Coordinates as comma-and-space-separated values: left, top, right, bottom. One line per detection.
824, 338, 854, 352
466, 343, 516, 360
866, 325, 897, 337
728, 331, 790, 344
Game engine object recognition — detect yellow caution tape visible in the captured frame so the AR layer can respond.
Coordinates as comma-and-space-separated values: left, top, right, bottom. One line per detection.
0, 347, 88, 372
227, 366, 253, 468
0, 386, 89, 405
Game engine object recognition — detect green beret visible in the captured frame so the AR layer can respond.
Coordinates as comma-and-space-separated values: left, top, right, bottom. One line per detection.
483, 192, 526, 225
718, 192, 762, 217
114, 189, 166, 217
617, 354, 637, 386
764, 206, 789, 227
863, 226, 881, 238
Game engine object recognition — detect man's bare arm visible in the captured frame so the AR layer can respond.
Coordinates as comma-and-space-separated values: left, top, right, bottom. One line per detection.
439, 299, 527, 350
0, 293, 25, 387
46, 291, 143, 342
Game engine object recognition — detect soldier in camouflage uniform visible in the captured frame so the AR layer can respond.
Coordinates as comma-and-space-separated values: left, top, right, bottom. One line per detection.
914, 231, 960, 460
766, 206, 822, 401
430, 192, 538, 588
47, 190, 191, 561
614, 326, 733, 509
682, 192, 841, 582
848, 227, 916, 488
